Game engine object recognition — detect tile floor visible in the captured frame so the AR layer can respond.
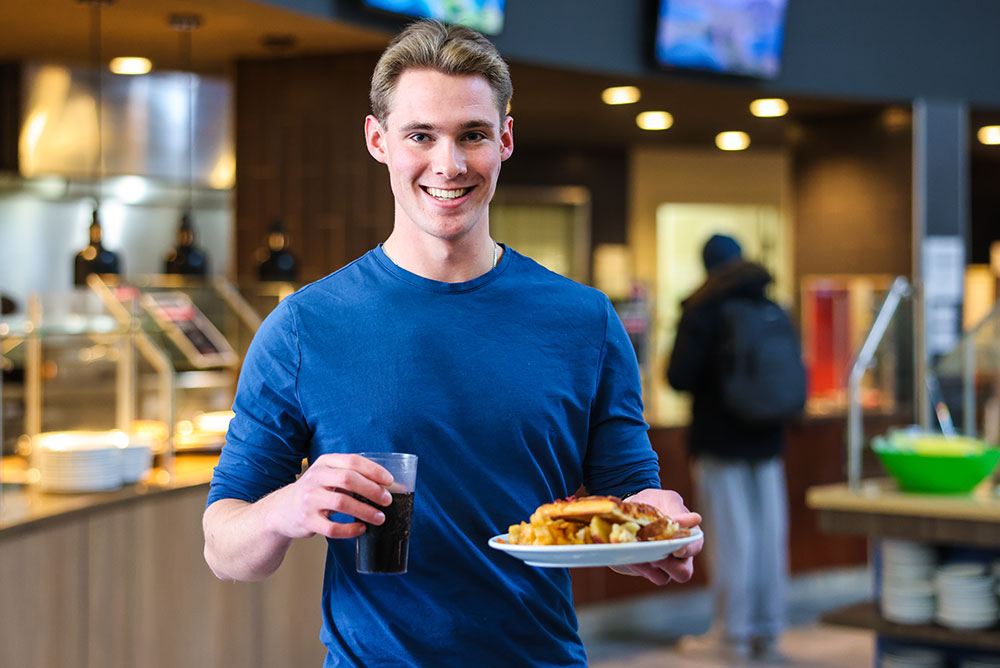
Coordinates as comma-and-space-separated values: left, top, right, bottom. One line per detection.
587, 623, 874, 668
578, 567, 876, 668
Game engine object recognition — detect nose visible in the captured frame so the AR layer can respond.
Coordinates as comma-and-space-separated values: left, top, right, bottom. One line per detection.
431, 139, 467, 179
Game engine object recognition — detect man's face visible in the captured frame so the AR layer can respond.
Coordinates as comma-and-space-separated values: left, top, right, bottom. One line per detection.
365, 68, 513, 244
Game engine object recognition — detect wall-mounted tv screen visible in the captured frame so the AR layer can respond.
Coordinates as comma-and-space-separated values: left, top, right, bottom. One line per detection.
655, 0, 789, 78
362, 0, 505, 35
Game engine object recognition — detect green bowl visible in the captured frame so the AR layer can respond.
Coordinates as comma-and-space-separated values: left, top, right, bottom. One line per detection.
872, 443, 1000, 494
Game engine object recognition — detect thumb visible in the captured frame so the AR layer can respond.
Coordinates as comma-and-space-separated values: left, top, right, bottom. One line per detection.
673, 512, 702, 528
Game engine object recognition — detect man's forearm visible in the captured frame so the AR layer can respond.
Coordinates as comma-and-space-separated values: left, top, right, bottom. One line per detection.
202, 495, 295, 582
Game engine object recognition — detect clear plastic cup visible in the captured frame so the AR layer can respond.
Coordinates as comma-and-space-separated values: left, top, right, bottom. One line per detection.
354, 452, 418, 574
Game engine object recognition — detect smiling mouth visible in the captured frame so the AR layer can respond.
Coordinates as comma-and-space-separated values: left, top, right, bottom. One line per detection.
422, 186, 473, 200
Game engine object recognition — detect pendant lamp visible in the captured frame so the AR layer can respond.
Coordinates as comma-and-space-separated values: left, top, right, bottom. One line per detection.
73, 0, 121, 287
256, 35, 300, 282
164, 14, 209, 276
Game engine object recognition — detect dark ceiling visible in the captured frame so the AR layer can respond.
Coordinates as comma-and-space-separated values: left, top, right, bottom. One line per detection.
505, 61, 890, 151
1, 0, 998, 157
0, 0, 390, 73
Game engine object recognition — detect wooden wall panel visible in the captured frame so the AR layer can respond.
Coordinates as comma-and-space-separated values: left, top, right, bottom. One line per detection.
0, 63, 19, 173
793, 114, 912, 278
0, 521, 87, 668
970, 155, 1000, 265
87, 491, 259, 668
259, 536, 328, 668
235, 53, 392, 283
1, 486, 327, 668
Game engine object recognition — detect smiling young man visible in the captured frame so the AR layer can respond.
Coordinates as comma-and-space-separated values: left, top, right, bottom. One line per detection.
365, 66, 511, 281
203, 19, 702, 668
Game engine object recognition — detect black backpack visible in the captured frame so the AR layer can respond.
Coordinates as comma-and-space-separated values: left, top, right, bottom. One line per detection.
717, 297, 807, 422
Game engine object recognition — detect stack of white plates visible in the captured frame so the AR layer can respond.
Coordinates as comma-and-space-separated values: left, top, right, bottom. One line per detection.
881, 648, 946, 668
882, 539, 938, 624
33, 431, 126, 493
934, 563, 998, 630
120, 440, 153, 484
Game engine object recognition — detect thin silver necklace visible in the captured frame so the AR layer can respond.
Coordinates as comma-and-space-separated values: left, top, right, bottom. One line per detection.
383, 241, 499, 270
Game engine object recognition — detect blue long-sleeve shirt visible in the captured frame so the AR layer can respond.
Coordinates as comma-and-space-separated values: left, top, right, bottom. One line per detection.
208, 245, 660, 667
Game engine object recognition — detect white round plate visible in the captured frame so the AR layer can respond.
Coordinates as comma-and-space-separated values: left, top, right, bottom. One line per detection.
488, 528, 703, 568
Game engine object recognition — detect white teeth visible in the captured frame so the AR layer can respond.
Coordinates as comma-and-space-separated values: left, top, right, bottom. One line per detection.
425, 187, 469, 200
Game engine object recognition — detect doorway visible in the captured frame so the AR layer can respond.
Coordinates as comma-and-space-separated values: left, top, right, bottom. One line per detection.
651, 202, 790, 424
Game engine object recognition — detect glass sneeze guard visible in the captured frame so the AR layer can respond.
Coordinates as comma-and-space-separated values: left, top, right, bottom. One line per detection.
1, 272, 262, 492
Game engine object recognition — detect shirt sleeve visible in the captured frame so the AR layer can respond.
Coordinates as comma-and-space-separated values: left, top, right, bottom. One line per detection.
207, 299, 312, 507
583, 297, 661, 497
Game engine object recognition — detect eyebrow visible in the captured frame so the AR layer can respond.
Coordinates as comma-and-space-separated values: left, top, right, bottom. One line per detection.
397, 119, 495, 133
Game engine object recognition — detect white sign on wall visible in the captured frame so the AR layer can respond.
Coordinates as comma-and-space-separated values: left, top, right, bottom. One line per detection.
922, 235, 964, 355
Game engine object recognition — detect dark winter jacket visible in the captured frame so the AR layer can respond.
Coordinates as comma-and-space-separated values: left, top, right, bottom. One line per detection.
666, 260, 787, 461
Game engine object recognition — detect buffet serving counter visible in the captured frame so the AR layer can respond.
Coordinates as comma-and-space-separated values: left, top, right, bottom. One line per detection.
0, 454, 217, 534
0, 454, 327, 668
808, 479, 1000, 654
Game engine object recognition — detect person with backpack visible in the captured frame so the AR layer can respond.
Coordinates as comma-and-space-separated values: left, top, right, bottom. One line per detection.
666, 233, 806, 662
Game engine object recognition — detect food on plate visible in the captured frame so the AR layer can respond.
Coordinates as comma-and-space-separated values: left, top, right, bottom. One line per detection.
507, 495, 690, 546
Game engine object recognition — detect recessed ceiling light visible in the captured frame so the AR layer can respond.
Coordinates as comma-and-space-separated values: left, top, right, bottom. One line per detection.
749, 98, 788, 117
636, 111, 673, 131
716, 131, 750, 151
602, 86, 641, 105
882, 106, 911, 131
977, 125, 1000, 145
109, 57, 152, 75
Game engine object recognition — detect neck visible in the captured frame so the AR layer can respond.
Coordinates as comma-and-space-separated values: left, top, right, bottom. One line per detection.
382, 231, 500, 282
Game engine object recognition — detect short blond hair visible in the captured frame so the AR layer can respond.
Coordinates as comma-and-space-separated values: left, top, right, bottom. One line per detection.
370, 19, 512, 124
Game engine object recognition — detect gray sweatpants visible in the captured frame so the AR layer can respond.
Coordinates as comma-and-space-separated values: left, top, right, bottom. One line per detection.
694, 454, 789, 643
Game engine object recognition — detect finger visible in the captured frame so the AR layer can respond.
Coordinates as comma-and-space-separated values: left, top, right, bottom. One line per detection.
301, 487, 387, 525
671, 536, 705, 560
305, 467, 394, 507
314, 519, 367, 540
673, 512, 702, 528
659, 556, 694, 583
625, 562, 673, 586
324, 489, 388, 525
312, 453, 395, 486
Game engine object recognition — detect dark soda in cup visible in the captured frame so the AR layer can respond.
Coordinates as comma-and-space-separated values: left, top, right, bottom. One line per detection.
356, 490, 415, 573
353, 453, 418, 575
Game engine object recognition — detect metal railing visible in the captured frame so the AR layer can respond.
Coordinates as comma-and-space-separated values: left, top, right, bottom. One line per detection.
847, 275, 912, 490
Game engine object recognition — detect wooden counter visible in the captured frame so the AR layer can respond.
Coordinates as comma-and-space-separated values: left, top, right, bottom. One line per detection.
0, 455, 327, 668
0, 455, 219, 535
807, 479, 1000, 548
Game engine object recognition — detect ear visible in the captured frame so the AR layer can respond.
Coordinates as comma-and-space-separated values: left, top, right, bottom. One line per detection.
365, 115, 388, 164
499, 115, 514, 162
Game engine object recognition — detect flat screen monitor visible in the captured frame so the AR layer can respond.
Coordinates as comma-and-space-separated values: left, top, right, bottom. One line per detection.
655, 0, 789, 78
361, 0, 505, 35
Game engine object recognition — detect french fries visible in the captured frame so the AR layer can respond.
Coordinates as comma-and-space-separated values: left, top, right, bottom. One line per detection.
507, 495, 688, 546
